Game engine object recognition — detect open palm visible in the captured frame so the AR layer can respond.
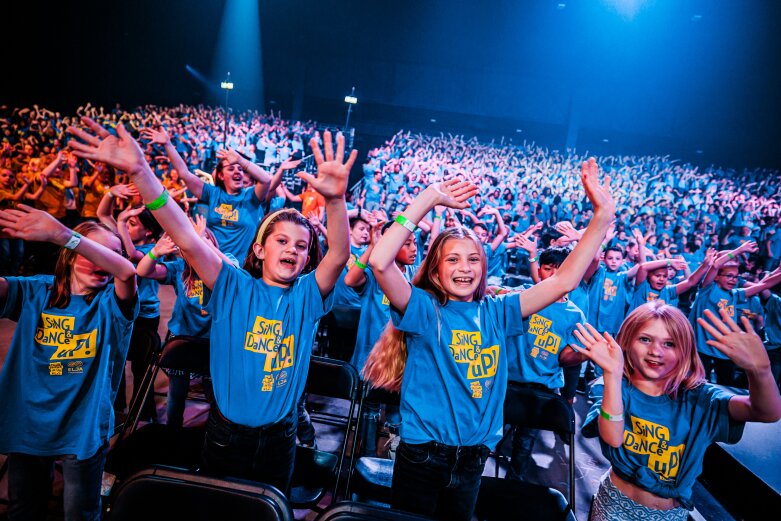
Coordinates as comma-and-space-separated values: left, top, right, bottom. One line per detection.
68, 117, 148, 174
301, 130, 356, 199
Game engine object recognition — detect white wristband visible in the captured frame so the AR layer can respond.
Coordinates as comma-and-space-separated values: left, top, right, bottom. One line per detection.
63, 232, 82, 250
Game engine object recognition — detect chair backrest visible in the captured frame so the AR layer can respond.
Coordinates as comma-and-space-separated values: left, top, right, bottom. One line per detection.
297, 356, 363, 503
503, 384, 575, 435
502, 383, 576, 510
315, 500, 437, 521
105, 465, 293, 521
306, 355, 361, 401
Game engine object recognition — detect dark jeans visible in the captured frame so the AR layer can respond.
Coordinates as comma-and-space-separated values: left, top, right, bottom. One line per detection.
391, 441, 490, 521
201, 405, 297, 494
7, 444, 107, 521
508, 427, 539, 480
297, 393, 316, 446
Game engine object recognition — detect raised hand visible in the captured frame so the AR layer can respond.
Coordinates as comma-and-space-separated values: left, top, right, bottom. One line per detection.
555, 220, 582, 242
300, 130, 357, 200
306, 211, 322, 228
117, 205, 145, 223
739, 241, 759, 254
698, 309, 770, 374
190, 214, 207, 238
67, 117, 148, 174
514, 234, 538, 255
572, 322, 624, 376
428, 178, 479, 210
109, 183, 138, 200
215, 148, 244, 165
140, 127, 171, 145
580, 158, 615, 216
0, 204, 70, 244
671, 258, 688, 272
280, 158, 302, 170
152, 233, 178, 257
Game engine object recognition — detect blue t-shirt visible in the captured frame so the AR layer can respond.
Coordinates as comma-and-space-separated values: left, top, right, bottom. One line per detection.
0, 276, 139, 459
390, 287, 524, 448
200, 183, 264, 260
135, 243, 161, 319
583, 381, 744, 509
204, 263, 333, 427
689, 284, 748, 359
508, 298, 585, 389
162, 258, 211, 339
333, 244, 368, 309
588, 266, 633, 336
486, 242, 507, 279
630, 281, 679, 313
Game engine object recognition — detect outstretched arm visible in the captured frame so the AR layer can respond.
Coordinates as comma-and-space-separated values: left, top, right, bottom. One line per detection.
140, 127, 205, 198
68, 117, 223, 289
369, 179, 478, 313
674, 250, 716, 295
519, 159, 614, 318
698, 309, 781, 423
300, 131, 357, 297
216, 148, 272, 202
0, 205, 136, 304
572, 322, 625, 447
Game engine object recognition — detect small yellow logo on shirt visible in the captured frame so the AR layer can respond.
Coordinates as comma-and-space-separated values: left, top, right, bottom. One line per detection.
215, 204, 238, 223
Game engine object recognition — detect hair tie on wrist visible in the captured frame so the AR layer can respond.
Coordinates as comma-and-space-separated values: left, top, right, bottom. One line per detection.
146, 188, 170, 211
354, 259, 368, 270
599, 407, 624, 422
63, 232, 82, 250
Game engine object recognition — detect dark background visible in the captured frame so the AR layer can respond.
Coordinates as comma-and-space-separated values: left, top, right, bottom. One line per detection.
4, 0, 780, 170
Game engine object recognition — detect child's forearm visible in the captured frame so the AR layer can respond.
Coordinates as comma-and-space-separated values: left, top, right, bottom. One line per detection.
371, 189, 437, 272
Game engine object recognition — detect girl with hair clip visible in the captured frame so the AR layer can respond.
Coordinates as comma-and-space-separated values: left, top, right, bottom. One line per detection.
0, 205, 137, 521
362, 158, 614, 521
575, 303, 781, 521
67, 117, 354, 494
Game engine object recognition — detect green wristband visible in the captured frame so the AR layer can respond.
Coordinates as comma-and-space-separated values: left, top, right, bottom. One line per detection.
145, 188, 170, 211
395, 214, 418, 233
599, 407, 624, 422
727, 252, 735, 260
528, 256, 538, 263
354, 259, 368, 270
148, 250, 159, 262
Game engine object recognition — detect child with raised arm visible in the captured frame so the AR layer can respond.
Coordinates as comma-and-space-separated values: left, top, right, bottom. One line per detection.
68, 118, 354, 494
0, 205, 137, 521
575, 303, 781, 520
628, 250, 716, 313
362, 158, 614, 520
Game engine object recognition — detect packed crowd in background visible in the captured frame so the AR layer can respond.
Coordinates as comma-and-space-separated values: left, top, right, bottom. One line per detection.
1, 103, 781, 521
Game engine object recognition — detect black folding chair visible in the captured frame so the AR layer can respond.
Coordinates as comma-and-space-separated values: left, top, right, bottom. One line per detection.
346, 387, 400, 505
104, 465, 293, 521
115, 334, 210, 441
314, 500, 436, 521
290, 356, 363, 510
476, 383, 577, 521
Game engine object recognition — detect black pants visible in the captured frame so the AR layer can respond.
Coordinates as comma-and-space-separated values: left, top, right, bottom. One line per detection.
201, 405, 297, 494
391, 441, 490, 521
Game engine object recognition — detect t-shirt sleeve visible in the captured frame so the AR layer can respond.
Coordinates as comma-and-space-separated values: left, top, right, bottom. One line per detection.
697, 385, 745, 445
297, 271, 334, 321
354, 269, 375, 297
1, 277, 26, 320
199, 182, 216, 205
389, 286, 435, 336
485, 292, 524, 337
204, 261, 249, 323
161, 259, 184, 286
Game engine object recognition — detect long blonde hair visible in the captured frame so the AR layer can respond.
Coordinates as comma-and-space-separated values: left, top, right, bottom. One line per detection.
362, 227, 487, 391
617, 302, 706, 399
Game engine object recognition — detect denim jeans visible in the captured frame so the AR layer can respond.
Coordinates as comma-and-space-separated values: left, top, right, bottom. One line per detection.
7, 444, 108, 521
201, 405, 297, 494
391, 441, 490, 521
297, 393, 316, 446
507, 426, 539, 480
